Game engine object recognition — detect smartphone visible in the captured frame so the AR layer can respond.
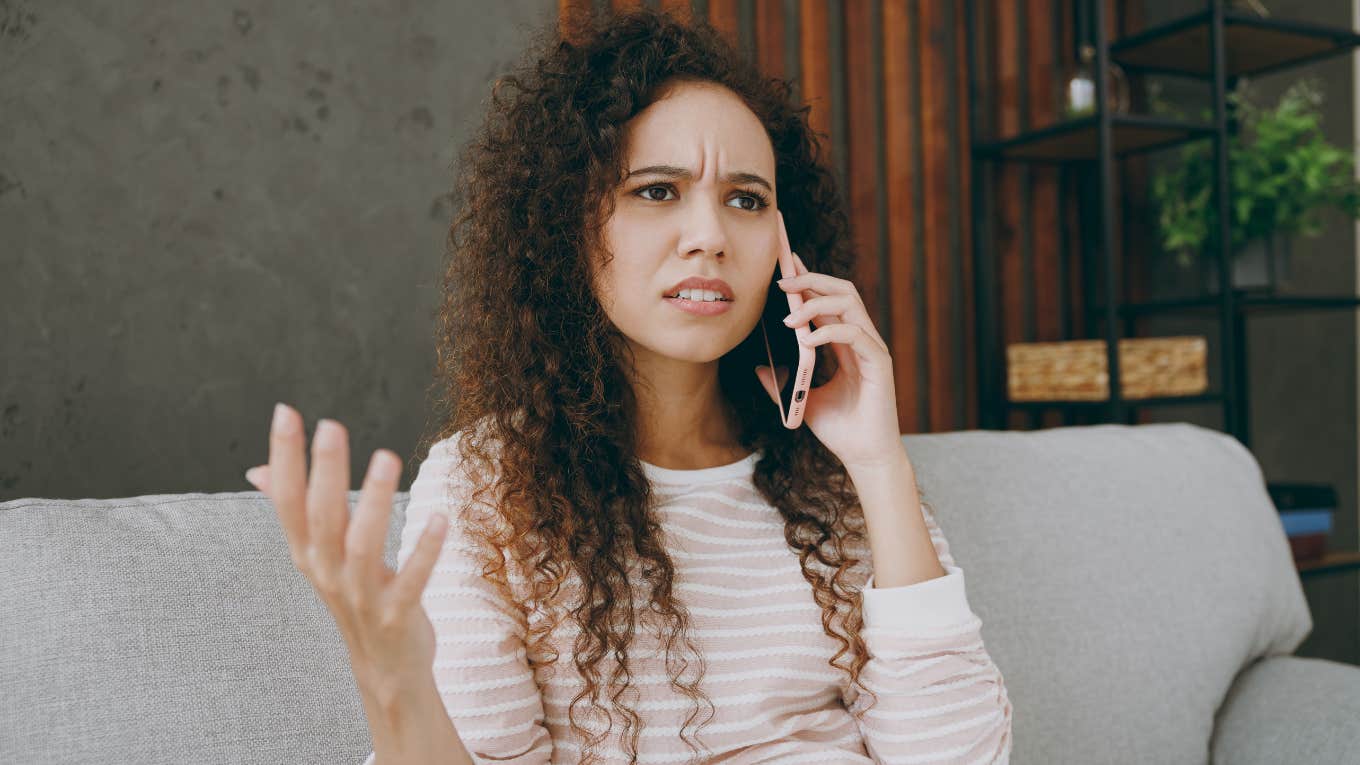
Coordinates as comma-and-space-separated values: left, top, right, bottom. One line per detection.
759, 210, 815, 429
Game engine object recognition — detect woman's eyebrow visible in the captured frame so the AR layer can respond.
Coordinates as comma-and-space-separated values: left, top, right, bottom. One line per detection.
626, 164, 772, 193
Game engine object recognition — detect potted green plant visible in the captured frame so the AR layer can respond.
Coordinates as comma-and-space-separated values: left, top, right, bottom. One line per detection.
1148, 77, 1360, 293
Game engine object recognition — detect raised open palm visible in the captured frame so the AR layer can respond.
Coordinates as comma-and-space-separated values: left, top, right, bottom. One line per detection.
245, 403, 449, 698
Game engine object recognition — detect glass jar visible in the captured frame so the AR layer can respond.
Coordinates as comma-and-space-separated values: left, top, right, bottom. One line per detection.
1063, 44, 1130, 118
1229, 0, 1269, 17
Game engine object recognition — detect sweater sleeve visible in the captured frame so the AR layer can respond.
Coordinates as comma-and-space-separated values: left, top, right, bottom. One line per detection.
842, 499, 1013, 765
361, 436, 552, 765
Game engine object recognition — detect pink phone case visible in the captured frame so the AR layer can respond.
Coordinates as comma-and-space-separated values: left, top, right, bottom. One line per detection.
761, 210, 815, 429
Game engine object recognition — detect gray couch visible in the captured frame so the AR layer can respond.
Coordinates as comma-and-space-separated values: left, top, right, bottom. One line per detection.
2, 422, 1356, 764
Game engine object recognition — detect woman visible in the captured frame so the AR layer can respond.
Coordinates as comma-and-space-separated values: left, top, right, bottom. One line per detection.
247, 6, 1012, 764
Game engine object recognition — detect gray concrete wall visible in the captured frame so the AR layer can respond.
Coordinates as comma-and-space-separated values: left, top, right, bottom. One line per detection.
1138, 0, 1359, 664
1, 0, 557, 498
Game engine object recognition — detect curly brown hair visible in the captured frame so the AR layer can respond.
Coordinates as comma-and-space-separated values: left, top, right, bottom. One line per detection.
414, 5, 900, 763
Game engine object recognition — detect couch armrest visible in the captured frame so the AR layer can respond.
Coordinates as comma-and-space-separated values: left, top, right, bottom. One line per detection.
1211, 655, 1360, 765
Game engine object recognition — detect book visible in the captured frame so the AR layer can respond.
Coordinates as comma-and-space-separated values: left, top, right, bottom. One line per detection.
1289, 533, 1328, 562
1267, 484, 1334, 562
1278, 509, 1333, 538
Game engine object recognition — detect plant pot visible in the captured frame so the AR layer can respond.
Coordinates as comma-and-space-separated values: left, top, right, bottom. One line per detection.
1201, 233, 1293, 295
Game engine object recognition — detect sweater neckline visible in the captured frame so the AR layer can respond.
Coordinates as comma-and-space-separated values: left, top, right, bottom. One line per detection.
639, 450, 759, 484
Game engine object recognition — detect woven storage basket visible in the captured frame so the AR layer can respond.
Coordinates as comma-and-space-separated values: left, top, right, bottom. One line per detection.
1006, 336, 1208, 401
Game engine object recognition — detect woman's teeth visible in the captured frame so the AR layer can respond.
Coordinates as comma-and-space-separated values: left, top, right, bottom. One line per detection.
671, 289, 730, 302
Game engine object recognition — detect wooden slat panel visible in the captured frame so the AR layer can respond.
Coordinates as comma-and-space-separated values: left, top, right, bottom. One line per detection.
708, 0, 740, 47
611, 0, 644, 11
1026, 0, 1063, 430
560, 0, 590, 17
559, 0, 593, 43
882, 0, 920, 435
844, 0, 886, 346
1060, 0, 1083, 345
956, 0, 978, 431
659, 0, 692, 21
920, 0, 954, 432
992, 0, 1025, 430
756, 0, 785, 79
799, 0, 832, 158
1058, 0, 1083, 426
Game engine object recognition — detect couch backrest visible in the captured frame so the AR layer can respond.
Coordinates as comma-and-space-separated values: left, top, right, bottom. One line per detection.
0, 488, 413, 764
0, 422, 1311, 764
899, 421, 1311, 764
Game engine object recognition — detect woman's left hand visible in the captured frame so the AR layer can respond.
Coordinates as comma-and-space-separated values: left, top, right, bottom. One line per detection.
755, 251, 907, 471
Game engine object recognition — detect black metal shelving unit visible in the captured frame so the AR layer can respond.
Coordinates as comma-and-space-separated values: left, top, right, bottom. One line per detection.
963, 0, 1360, 580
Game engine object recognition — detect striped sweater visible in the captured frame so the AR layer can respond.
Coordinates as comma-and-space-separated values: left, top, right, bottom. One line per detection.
362, 437, 1012, 764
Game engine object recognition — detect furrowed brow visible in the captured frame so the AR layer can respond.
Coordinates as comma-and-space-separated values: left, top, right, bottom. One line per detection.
626, 164, 773, 193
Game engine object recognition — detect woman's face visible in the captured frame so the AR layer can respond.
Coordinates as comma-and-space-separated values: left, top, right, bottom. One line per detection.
592, 79, 780, 370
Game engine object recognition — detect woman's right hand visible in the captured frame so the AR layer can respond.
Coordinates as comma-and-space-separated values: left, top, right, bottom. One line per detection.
244, 402, 450, 701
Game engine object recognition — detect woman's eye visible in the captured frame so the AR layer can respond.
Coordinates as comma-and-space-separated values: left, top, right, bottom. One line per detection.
732, 193, 766, 211
635, 184, 768, 211
638, 185, 674, 202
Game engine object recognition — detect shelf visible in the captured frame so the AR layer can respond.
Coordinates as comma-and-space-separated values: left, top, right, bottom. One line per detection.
1084, 292, 1360, 319
1296, 550, 1360, 578
1004, 392, 1222, 411
964, 0, 1360, 447
1110, 9, 1360, 80
973, 114, 1213, 163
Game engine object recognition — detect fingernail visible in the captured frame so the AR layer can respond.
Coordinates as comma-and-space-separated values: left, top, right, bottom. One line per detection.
370, 450, 399, 481
272, 402, 289, 433
782, 315, 795, 325
316, 418, 342, 446
244, 467, 261, 486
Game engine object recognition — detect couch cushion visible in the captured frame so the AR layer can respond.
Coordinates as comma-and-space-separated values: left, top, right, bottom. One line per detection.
898, 422, 1312, 765
0, 490, 411, 764
1209, 654, 1360, 764
0, 422, 1313, 764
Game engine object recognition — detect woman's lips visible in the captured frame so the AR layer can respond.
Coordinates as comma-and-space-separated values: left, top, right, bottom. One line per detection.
663, 296, 733, 315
